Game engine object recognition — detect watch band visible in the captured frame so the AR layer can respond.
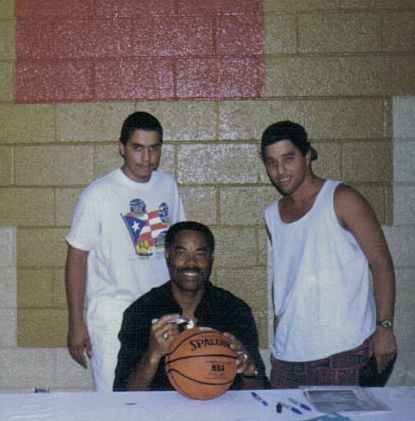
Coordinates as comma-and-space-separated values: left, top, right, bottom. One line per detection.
242, 368, 259, 378
376, 319, 393, 329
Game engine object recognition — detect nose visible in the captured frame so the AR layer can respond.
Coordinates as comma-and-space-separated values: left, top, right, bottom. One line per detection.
271, 160, 284, 178
185, 253, 199, 264
142, 147, 151, 162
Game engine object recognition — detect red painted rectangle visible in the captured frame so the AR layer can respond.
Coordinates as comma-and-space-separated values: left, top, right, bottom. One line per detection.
177, 0, 260, 15
16, 20, 56, 60
95, 59, 175, 100
15, 0, 264, 102
92, 18, 133, 58
16, 0, 95, 18
130, 16, 214, 57
94, 0, 176, 17
54, 19, 97, 59
217, 14, 263, 55
176, 57, 264, 99
16, 61, 95, 103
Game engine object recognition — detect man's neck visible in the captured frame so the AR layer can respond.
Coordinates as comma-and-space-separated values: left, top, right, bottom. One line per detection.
279, 174, 326, 223
171, 283, 205, 318
288, 173, 324, 203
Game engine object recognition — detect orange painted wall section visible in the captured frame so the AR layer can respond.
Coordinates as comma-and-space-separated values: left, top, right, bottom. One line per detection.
15, 0, 264, 102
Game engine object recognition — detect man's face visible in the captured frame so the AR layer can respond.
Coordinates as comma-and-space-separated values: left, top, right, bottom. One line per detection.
166, 230, 213, 293
263, 140, 310, 196
119, 129, 162, 183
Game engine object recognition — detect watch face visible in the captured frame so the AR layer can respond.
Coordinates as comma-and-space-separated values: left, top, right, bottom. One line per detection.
378, 320, 393, 329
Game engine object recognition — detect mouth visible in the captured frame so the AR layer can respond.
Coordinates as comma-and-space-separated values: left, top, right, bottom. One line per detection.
277, 175, 291, 184
178, 268, 201, 277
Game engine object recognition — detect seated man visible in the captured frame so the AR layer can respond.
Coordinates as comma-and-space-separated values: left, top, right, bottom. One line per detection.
113, 221, 268, 391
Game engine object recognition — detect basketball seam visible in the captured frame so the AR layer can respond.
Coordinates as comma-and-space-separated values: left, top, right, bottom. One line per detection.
166, 353, 236, 365
166, 368, 235, 386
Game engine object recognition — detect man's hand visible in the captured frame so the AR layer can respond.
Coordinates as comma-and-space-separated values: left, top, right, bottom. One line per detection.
369, 328, 397, 373
67, 320, 91, 369
148, 314, 181, 361
222, 332, 253, 375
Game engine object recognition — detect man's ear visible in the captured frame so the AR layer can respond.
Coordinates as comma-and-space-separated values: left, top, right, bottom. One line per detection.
118, 141, 125, 158
305, 149, 312, 165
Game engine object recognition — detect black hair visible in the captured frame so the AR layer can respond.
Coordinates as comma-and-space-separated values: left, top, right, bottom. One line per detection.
119, 111, 163, 145
165, 221, 215, 253
260, 120, 318, 161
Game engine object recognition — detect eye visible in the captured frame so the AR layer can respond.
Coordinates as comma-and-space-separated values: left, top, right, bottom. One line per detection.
196, 251, 209, 259
174, 249, 187, 258
150, 144, 161, 152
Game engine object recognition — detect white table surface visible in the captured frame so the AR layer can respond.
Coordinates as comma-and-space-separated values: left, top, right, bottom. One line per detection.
0, 387, 414, 421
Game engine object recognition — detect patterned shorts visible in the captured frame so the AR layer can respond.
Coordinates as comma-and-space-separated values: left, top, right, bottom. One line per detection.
270, 339, 370, 389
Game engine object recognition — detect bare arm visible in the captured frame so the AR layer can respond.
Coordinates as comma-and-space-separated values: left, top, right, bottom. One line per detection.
65, 245, 91, 368
335, 184, 397, 372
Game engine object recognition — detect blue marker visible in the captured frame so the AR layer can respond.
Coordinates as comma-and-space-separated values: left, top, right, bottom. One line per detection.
289, 397, 312, 411
251, 391, 269, 406
280, 401, 302, 415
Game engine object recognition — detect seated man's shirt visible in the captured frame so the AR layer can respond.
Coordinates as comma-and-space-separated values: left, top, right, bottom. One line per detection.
113, 281, 266, 391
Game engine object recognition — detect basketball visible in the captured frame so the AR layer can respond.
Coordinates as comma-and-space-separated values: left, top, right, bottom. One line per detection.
165, 327, 237, 400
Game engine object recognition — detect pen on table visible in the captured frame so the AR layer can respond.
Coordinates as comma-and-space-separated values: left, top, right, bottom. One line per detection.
250, 391, 269, 406
279, 401, 302, 415
289, 397, 312, 411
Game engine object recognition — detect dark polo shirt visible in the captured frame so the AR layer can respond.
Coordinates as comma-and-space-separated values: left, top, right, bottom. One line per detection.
113, 281, 267, 391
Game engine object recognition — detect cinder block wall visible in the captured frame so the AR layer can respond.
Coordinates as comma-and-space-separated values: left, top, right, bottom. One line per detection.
0, 0, 414, 390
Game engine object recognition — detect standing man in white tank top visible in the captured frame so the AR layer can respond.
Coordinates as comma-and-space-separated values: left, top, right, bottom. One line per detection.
261, 120, 397, 388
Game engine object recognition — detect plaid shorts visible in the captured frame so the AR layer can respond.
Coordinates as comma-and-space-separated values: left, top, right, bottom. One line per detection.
270, 339, 370, 389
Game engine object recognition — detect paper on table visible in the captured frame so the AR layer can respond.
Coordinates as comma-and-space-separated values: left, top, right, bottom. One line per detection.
300, 386, 390, 414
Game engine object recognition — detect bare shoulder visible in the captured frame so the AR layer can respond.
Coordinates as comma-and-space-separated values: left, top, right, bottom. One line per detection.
334, 183, 378, 228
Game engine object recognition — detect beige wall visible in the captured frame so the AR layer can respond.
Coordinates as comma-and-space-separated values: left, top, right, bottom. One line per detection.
0, 0, 414, 390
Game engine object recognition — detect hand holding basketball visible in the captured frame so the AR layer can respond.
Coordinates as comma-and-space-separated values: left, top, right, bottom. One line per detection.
222, 331, 250, 374
148, 314, 181, 359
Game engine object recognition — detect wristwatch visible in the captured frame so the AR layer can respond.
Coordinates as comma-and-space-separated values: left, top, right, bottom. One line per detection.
376, 319, 393, 329
242, 367, 259, 378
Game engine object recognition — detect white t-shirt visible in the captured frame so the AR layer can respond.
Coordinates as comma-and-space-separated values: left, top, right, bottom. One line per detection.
66, 168, 186, 318
265, 180, 376, 362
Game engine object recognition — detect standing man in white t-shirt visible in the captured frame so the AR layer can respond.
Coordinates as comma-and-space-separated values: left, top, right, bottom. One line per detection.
65, 111, 186, 391
260, 120, 397, 388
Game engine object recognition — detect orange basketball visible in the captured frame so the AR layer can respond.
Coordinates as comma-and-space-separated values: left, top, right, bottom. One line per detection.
165, 327, 237, 400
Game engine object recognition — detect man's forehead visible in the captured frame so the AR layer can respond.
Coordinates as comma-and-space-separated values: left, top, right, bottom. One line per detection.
128, 129, 161, 144
265, 139, 300, 155
172, 230, 209, 246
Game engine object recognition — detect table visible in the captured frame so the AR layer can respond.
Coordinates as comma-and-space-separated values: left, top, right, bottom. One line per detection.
0, 387, 414, 420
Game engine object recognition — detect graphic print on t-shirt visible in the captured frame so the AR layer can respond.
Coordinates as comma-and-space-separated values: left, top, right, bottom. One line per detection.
121, 199, 170, 258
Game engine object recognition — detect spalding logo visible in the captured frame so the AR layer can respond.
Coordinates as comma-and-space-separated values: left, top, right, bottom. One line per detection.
189, 337, 231, 351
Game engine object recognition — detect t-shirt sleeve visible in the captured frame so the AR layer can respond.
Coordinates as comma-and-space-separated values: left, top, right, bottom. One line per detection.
171, 179, 186, 223
66, 188, 99, 251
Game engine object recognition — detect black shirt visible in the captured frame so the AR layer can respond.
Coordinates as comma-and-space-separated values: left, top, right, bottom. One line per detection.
113, 281, 267, 391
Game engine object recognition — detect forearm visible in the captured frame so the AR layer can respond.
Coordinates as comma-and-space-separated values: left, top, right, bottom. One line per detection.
372, 258, 396, 322
65, 246, 88, 324
126, 352, 161, 391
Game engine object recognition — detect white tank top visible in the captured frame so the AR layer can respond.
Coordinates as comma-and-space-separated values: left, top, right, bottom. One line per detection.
264, 180, 376, 361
